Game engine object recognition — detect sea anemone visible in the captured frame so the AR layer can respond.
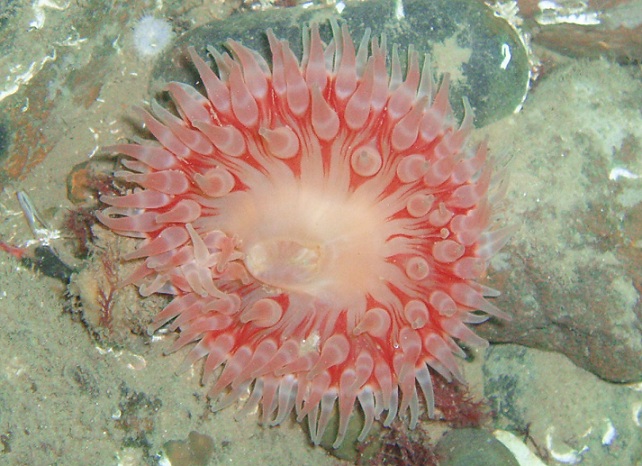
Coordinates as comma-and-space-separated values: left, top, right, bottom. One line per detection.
98, 22, 511, 447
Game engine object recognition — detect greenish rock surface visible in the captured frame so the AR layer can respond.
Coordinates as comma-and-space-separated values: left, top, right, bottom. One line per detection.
435, 428, 519, 466
483, 345, 642, 465
152, 0, 530, 126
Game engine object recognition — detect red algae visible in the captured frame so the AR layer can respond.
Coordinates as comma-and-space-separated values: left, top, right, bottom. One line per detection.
99, 22, 511, 447
362, 421, 438, 466
433, 375, 491, 429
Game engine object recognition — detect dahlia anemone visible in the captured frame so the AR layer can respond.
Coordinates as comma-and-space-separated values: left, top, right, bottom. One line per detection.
98, 22, 511, 447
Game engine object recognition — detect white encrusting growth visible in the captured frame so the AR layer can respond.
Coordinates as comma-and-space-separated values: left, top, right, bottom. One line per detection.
132, 15, 175, 59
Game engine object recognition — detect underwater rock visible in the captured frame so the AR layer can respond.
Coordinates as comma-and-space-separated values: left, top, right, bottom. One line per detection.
151, 0, 531, 127
484, 344, 642, 465
480, 58, 642, 383
435, 428, 519, 466
517, 0, 642, 62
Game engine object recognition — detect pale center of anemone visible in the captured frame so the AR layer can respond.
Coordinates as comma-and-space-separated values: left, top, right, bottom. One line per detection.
244, 237, 323, 289
214, 174, 391, 308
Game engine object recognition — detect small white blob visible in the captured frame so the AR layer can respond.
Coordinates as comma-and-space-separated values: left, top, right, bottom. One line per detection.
500, 43, 512, 70
601, 419, 617, 446
132, 15, 175, 59
609, 167, 640, 181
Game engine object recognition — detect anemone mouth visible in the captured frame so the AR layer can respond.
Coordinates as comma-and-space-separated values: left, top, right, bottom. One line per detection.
244, 237, 324, 290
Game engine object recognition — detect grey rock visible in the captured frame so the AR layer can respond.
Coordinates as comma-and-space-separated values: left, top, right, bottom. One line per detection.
151, 0, 530, 127
479, 59, 642, 383
435, 428, 519, 466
